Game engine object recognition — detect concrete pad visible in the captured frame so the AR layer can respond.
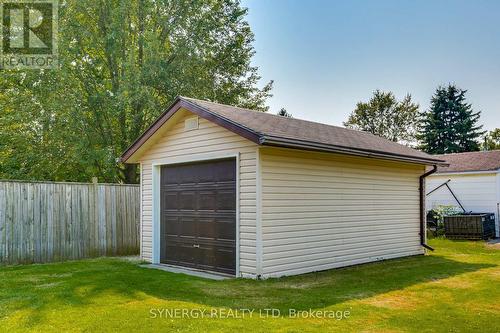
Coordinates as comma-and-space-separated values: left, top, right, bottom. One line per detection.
140, 264, 231, 280
487, 238, 500, 249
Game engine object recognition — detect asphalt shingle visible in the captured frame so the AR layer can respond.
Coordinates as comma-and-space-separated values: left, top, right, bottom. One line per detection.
434, 150, 500, 173
181, 97, 445, 164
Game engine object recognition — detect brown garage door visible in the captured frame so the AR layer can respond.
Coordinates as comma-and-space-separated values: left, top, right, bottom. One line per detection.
160, 158, 236, 275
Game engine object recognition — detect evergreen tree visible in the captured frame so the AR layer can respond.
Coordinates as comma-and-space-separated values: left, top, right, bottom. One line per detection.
418, 85, 485, 154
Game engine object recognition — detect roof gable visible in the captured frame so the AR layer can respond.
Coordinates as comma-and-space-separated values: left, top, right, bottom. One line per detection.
121, 96, 446, 166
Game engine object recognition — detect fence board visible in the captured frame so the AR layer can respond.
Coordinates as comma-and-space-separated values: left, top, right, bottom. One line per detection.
0, 180, 140, 264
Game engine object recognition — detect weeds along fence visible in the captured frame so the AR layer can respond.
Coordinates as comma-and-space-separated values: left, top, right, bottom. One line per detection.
0, 180, 140, 264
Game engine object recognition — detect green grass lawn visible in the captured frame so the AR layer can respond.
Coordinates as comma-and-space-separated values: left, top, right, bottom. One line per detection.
1, 239, 499, 332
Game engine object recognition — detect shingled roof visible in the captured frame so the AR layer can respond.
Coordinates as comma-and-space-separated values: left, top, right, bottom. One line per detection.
121, 96, 446, 165
435, 150, 500, 173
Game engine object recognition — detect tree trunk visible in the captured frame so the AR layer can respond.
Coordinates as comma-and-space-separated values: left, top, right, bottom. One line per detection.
123, 163, 139, 184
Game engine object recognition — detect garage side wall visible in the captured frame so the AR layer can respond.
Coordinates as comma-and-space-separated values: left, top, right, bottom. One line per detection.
138, 110, 258, 277
426, 173, 500, 237
259, 147, 425, 278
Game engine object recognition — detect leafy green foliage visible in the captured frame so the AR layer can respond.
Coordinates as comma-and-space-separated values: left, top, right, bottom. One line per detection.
0, 0, 272, 183
277, 108, 292, 118
418, 85, 485, 154
344, 90, 419, 144
427, 205, 461, 236
482, 128, 500, 151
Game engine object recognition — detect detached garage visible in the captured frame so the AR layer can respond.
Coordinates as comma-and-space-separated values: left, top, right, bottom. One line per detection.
121, 96, 446, 278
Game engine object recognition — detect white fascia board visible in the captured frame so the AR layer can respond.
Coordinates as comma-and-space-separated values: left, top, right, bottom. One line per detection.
432, 169, 500, 177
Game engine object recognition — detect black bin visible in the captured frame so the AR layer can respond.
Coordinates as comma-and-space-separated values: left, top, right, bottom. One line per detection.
444, 213, 496, 240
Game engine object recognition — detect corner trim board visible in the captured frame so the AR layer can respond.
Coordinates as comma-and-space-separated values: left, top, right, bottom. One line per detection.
152, 164, 161, 264
139, 162, 143, 260
255, 147, 263, 278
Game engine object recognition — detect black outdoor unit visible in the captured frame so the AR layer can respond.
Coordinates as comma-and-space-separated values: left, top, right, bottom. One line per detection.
444, 213, 496, 240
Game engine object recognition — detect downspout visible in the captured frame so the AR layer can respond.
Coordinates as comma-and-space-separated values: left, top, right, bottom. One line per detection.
420, 165, 437, 251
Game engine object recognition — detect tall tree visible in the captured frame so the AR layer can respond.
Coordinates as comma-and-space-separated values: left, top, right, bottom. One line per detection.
482, 128, 500, 150
344, 90, 419, 144
418, 85, 485, 154
277, 108, 292, 118
0, 0, 272, 184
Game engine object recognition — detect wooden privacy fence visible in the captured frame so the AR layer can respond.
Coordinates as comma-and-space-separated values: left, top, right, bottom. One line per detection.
0, 180, 140, 264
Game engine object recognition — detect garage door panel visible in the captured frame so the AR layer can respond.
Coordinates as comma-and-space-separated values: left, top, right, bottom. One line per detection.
179, 191, 196, 210
217, 162, 236, 182
198, 169, 215, 183
163, 215, 198, 238
196, 243, 235, 275
164, 168, 182, 184
160, 158, 236, 275
217, 220, 236, 240
164, 193, 178, 209
198, 191, 216, 210
179, 218, 197, 238
165, 239, 197, 268
179, 165, 197, 184
197, 243, 217, 270
164, 216, 179, 235
197, 218, 217, 239
217, 190, 236, 210
214, 248, 236, 274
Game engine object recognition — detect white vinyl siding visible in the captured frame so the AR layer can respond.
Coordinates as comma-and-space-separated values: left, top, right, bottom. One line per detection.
134, 109, 430, 278
260, 147, 425, 278
138, 109, 258, 277
426, 173, 500, 236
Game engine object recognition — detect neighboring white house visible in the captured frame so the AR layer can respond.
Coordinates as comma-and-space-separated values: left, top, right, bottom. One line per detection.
426, 150, 500, 237
121, 96, 445, 278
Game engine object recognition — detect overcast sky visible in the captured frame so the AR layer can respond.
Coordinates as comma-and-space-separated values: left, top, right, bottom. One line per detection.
242, 0, 500, 131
